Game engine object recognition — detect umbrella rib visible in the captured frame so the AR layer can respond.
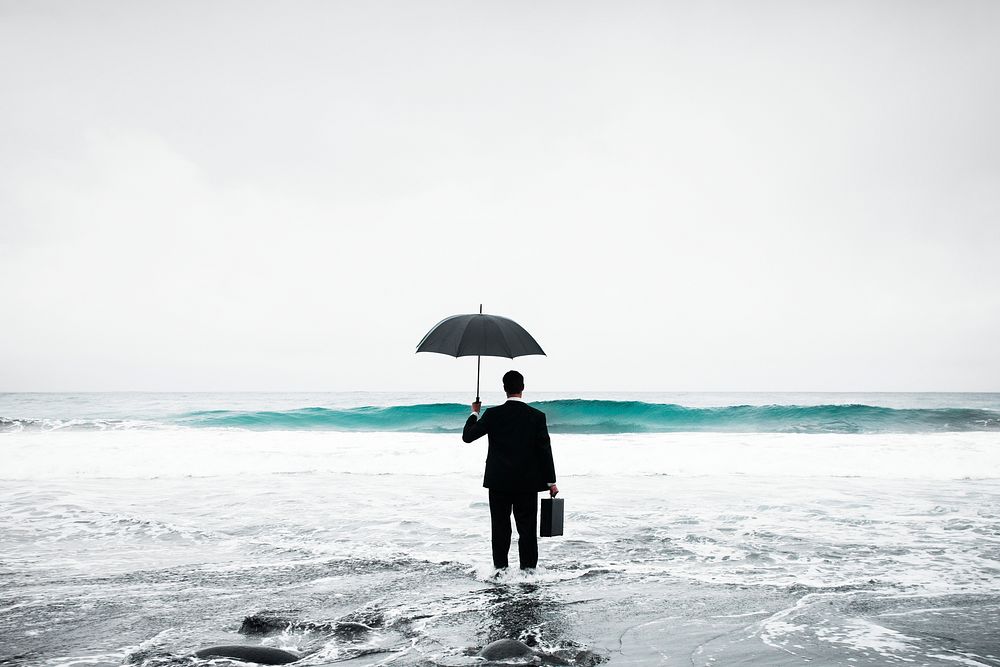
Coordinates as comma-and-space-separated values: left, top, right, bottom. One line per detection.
493, 319, 518, 359
457, 315, 477, 357
493, 315, 543, 357
483, 319, 510, 357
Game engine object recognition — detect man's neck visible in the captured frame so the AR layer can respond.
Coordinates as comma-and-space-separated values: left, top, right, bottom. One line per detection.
506, 394, 524, 401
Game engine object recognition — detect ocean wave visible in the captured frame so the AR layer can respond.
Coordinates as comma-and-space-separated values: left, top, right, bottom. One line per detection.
172, 400, 1000, 434
5, 400, 1000, 434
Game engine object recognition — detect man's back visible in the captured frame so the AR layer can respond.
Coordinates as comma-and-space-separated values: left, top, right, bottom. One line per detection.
462, 400, 556, 493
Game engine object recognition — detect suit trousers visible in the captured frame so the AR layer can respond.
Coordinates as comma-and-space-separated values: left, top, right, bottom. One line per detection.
488, 489, 538, 569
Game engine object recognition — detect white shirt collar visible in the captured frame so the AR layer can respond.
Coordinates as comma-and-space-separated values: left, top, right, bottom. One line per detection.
506, 396, 524, 402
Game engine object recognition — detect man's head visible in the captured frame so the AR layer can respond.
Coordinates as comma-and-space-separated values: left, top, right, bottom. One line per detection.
502, 370, 524, 396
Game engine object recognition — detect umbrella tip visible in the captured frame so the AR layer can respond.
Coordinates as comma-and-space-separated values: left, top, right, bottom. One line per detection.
479, 303, 483, 314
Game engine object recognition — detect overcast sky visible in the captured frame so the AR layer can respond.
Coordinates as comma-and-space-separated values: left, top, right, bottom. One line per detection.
1, 1, 998, 392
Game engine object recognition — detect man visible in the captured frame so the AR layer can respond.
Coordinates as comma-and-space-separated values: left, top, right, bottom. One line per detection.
462, 370, 558, 571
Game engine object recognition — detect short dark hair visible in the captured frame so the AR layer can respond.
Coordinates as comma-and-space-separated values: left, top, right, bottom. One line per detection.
502, 370, 524, 394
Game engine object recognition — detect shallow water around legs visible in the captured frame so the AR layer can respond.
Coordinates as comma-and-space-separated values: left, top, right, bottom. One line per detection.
2, 431, 1000, 666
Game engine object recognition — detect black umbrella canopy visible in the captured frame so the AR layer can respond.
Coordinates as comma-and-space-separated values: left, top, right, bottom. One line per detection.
416, 307, 545, 401
416, 313, 546, 359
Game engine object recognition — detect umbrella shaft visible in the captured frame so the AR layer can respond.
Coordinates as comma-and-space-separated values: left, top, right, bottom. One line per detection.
477, 305, 482, 401
477, 304, 482, 401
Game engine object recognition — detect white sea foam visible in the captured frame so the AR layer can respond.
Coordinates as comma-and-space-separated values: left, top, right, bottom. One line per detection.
2, 430, 999, 481
3, 426, 1000, 665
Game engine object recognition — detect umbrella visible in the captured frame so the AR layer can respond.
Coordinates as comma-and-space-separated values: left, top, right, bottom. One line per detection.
416, 305, 545, 402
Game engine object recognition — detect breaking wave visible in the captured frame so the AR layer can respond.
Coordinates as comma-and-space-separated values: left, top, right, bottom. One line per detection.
157, 401, 1000, 434
5, 401, 1000, 434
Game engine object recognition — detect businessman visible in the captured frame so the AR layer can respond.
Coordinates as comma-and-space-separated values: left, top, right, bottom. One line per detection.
462, 370, 558, 570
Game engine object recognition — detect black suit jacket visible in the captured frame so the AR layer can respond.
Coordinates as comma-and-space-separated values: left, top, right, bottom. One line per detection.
462, 400, 556, 493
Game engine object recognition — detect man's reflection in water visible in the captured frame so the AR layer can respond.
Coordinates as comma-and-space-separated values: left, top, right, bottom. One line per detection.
474, 583, 609, 666
482, 583, 558, 645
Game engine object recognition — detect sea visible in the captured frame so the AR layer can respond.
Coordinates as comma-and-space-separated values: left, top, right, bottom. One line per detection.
2, 392, 1000, 667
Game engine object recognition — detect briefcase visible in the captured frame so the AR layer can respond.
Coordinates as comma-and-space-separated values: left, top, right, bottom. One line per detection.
540, 497, 564, 537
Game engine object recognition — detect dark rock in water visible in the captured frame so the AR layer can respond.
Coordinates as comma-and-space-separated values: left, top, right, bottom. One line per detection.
240, 611, 297, 636
478, 639, 534, 661
194, 645, 300, 664
473, 640, 608, 666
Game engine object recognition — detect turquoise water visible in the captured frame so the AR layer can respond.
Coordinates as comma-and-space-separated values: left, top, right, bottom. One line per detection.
174, 400, 1000, 433
2, 392, 999, 434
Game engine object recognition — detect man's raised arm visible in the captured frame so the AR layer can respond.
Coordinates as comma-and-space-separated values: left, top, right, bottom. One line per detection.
462, 401, 490, 443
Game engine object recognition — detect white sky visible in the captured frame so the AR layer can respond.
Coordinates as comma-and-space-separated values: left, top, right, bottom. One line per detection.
1, 1, 998, 392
